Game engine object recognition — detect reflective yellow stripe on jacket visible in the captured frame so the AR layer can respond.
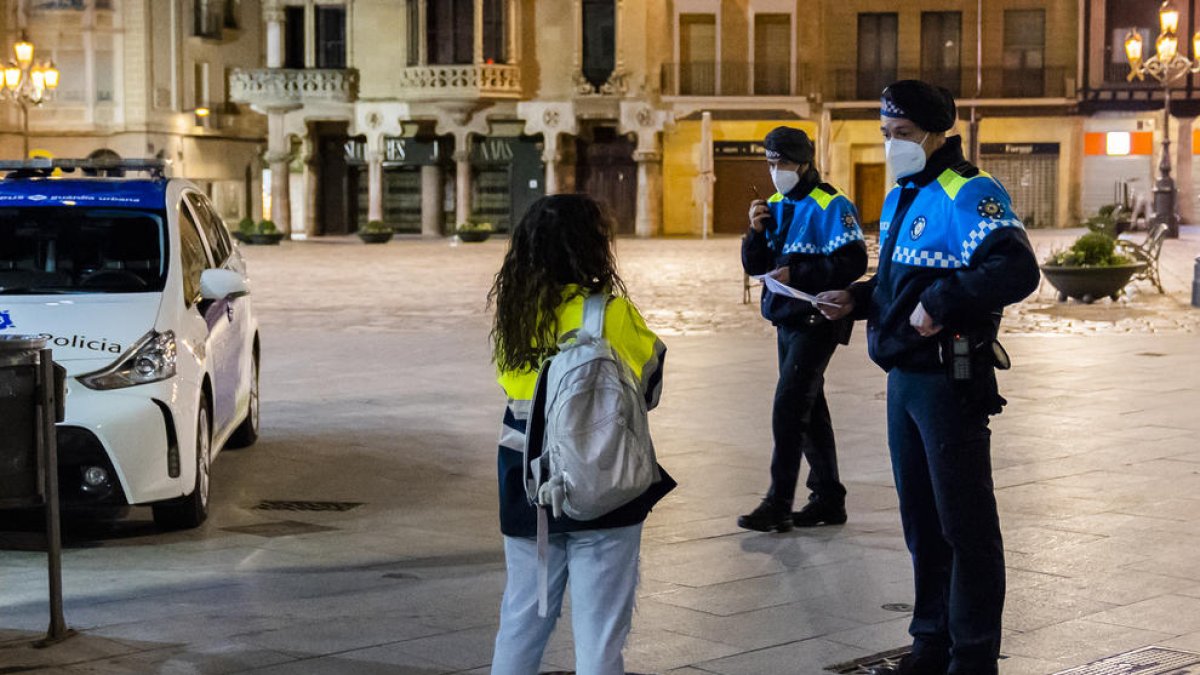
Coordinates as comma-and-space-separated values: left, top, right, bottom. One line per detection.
497, 289, 663, 402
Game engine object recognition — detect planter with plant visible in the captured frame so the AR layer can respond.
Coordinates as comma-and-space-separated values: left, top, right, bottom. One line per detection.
1041, 228, 1145, 303
234, 217, 255, 243
244, 220, 285, 245
357, 220, 394, 244
456, 220, 493, 243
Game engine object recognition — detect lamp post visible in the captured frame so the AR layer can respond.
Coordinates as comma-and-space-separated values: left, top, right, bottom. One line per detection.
0, 32, 60, 159
1124, 1, 1200, 239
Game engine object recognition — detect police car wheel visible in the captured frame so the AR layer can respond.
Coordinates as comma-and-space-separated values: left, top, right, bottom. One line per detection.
226, 349, 260, 449
152, 393, 211, 530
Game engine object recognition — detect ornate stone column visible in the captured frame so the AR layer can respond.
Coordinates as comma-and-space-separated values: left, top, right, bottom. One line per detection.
1176, 116, 1195, 224
421, 164, 443, 236
454, 143, 472, 229
542, 135, 561, 195
619, 101, 670, 238
519, 102, 578, 197
367, 148, 384, 224
303, 136, 319, 238
264, 3, 285, 68
633, 149, 663, 238
265, 108, 296, 236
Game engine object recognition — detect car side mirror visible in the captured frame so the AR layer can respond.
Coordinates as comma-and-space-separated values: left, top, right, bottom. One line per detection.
200, 268, 249, 300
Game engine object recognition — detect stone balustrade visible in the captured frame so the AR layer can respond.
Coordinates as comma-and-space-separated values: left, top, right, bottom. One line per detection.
395, 64, 522, 100
230, 69, 359, 109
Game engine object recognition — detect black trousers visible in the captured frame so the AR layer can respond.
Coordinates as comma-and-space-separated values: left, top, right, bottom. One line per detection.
765, 321, 846, 509
887, 369, 1004, 674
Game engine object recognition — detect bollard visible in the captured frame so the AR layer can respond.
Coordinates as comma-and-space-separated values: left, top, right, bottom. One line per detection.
0, 335, 74, 646
1193, 257, 1200, 308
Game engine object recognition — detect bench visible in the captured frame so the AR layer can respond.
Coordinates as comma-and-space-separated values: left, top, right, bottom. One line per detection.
1116, 221, 1169, 294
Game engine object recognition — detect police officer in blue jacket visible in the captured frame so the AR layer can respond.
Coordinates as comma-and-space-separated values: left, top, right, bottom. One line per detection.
818, 81, 1039, 675
738, 126, 868, 533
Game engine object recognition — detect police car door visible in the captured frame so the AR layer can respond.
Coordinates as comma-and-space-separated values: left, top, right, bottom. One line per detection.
182, 194, 241, 437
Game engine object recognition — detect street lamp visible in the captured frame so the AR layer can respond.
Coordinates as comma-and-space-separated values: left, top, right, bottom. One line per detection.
1124, 0, 1200, 239
0, 32, 59, 159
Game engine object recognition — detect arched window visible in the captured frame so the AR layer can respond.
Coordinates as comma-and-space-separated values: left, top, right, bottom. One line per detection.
581, 0, 615, 89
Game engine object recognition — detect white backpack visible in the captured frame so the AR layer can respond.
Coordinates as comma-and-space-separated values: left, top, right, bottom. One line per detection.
523, 293, 660, 616
524, 293, 659, 521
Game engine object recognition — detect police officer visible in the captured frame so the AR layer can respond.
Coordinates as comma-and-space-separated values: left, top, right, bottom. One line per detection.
737, 126, 867, 533
818, 81, 1039, 674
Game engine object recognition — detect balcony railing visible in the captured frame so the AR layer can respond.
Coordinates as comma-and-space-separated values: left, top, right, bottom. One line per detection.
395, 63, 522, 101
826, 67, 1075, 101
660, 62, 811, 97
229, 69, 359, 109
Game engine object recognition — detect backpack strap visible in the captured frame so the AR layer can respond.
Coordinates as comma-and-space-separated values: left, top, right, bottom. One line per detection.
582, 293, 609, 340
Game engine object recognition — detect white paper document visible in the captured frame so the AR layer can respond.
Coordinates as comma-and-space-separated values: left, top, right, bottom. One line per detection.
752, 274, 839, 307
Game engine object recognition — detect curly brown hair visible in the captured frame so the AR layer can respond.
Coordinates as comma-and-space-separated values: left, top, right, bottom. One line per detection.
488, 194, 627, 373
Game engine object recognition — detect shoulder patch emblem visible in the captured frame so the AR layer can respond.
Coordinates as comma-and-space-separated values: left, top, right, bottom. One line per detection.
977, 196, 1006, 219
910, 216, 927, 241
841, 211, 857, 229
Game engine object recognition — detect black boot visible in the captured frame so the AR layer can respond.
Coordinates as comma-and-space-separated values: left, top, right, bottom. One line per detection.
791, 495, 847, 527
870, 653, 950, 675
737, 499, 793, 533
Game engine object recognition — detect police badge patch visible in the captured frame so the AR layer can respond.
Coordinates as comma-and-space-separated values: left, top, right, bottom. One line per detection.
841, 211, 856, 229
910, 216, 927, 240
977, 196, 1006, 219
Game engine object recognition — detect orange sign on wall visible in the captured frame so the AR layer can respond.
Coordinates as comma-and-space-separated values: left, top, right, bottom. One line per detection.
1084, 131, 1154, 156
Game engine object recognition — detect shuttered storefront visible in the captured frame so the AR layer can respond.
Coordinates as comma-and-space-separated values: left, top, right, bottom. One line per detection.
980, 143, 1058, 229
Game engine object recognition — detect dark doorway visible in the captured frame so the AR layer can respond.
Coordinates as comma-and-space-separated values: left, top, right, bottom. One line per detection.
576, 127, 636, 235
714, 158, 770, 234
854, 162, 886, 232
313, 121, 353, 236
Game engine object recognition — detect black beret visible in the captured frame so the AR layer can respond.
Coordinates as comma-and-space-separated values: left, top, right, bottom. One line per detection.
763, 126, 814, 164
881, 80, 957, 133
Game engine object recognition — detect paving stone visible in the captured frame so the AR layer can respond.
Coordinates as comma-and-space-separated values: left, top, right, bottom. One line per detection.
1, 232, 1198, 673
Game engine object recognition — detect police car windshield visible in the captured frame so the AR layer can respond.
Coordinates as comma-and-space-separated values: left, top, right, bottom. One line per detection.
0, 207, 167, 295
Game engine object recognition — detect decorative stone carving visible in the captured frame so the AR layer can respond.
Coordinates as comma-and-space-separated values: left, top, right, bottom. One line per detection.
542, 109, 560, 127
230, 69, 360, 109
396, 64, 522, 101
573, 69, 629, 97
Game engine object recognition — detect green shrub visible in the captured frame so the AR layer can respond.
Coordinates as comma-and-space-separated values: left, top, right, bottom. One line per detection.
238, 217, 255, 235
256, 220, 278, 235
457, 220, 493, 232
1044, 231, 1132, 267
362, 220, 391, 233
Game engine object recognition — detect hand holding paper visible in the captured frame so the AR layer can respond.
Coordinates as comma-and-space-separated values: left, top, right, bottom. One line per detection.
752, 273, 840, 308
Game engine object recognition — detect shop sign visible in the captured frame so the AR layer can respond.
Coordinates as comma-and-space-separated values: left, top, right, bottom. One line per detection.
979, 142, 1060, 156
714, 141, 768, 158
383, 137, 440, 165
471, 137, 518, 165
344, 138, 441, 165
344, 139, 365, 164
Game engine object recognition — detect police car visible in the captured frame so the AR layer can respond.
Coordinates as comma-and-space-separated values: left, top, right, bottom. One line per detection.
0, 158, 260, 530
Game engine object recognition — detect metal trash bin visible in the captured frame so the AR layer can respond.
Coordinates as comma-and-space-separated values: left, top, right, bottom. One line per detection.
0, 334, 49, 508
0, 333, 73, 644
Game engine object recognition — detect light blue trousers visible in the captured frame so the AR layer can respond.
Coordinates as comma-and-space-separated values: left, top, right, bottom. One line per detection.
490, 523, 643, 675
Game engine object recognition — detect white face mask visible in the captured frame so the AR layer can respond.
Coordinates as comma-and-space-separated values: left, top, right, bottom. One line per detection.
770, 165, 801, 195
885, 133, 930, 179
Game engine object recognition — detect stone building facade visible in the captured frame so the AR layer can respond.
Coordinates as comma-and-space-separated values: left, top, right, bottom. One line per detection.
0, 0, 267, 224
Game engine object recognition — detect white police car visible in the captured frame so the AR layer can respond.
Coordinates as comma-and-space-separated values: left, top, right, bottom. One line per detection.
0, 159, 260, 530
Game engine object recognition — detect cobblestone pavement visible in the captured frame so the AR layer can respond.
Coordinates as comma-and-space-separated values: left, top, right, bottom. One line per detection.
0, 228, 1197, 674
248, 227, 1200, 339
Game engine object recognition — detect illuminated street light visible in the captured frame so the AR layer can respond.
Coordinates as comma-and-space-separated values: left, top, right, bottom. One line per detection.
1124, 0, 1200, 239
0, 32, 60, 158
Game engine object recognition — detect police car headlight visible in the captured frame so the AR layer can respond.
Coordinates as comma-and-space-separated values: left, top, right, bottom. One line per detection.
79, 331, 177, 390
